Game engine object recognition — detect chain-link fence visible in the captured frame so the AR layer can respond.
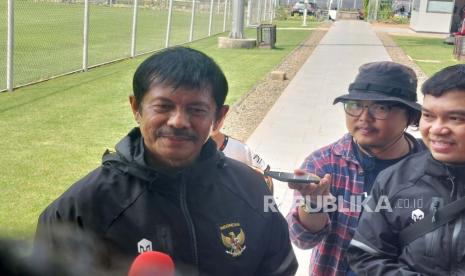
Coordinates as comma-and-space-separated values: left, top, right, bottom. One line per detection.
367, 0, 399, 21
1, 0, 241, 92
248, 0, 276, 26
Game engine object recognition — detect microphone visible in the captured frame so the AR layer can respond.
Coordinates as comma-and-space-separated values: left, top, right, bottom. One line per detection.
128, 251, 175, 276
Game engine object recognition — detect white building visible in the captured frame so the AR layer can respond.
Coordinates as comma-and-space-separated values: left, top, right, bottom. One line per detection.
410, 0, 465, 33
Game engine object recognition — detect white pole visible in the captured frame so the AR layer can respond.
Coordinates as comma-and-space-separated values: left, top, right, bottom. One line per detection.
208, 0, 214, 35
83, 0, 89, 71
246, 0, 252, 26
268, 0, 273, 21
223, 0, 228, 31
374, 0, 379, 21
189, 0, 196, 41
257, 0, 262, 23
228, 0, 231, 21
165, 0, 174, 47
7, 0, 14, 91
353, 0, 356, 10
131, 0, 138, 57
263, 0, 267, 21
302, 0, 308, 26
230, 0, 245, 38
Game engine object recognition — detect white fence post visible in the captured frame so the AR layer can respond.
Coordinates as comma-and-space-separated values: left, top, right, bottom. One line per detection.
263, 0, 267, 21
165, 0, 174, 47
7, 0, 14, 91
271, 0, 277, 22
131, 0, 138, 57
257, 0, 262, 24
83, 0, 89, 71
223, 0, 228, 32
246, 0, 251, 26
189, 0, 196, 41
208, 0, 214, 35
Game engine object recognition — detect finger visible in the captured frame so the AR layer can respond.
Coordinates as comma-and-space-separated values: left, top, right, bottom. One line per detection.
293, 169, 307, 176
318, 174, 332, 194
295, 183, 320, 196
288, 183, 302, 190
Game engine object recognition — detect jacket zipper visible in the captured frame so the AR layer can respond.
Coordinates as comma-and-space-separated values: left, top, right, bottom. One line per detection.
426, 198, 441, 256
180, 174, 199, 273
448, 174, 461, 274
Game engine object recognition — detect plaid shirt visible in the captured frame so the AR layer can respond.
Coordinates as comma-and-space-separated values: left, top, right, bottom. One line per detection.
286, 133, 423, 276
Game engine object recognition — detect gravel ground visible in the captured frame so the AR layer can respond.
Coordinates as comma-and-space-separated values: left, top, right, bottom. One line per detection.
222, 22, 425, 141
222, 22, 332, 141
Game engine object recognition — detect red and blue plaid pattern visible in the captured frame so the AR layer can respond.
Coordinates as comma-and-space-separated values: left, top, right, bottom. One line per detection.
286, 133, 364, 276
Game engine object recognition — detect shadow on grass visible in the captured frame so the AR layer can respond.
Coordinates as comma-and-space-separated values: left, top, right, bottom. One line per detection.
0, 71, 117, 114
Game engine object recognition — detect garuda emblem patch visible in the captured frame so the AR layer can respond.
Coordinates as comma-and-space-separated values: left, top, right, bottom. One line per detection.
220, 223, 246, 257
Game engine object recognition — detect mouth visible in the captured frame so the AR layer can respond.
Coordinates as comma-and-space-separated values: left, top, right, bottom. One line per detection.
430, 139, 455, 152
356, 126, 377, 135
161, 135, 195, 142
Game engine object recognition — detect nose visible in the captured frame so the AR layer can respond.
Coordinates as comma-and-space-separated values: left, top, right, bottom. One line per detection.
358, 106, 374, 121
167, 109, 190, 129
430, 119, 450, 135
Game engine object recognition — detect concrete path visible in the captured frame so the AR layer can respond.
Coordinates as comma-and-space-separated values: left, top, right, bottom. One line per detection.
246, 20, 391, 276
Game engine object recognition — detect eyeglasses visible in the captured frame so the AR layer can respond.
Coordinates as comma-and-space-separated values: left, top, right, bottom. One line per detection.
343, 101, 400, 120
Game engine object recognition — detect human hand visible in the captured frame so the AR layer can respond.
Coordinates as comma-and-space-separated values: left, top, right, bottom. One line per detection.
288, 170, 333, 202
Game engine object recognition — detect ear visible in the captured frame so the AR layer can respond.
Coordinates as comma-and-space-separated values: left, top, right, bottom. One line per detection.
129, 95, 141, 124
213, 105, 229, 132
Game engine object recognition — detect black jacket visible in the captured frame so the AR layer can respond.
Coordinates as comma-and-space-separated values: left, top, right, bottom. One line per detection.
347, 150, 465, 275
35, 128, 297, 276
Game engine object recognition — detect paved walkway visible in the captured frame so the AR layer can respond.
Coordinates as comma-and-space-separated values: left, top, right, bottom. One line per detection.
246, 20, 392, 276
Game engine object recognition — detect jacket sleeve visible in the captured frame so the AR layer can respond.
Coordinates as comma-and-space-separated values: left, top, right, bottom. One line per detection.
346, 175, 421, 276
256, 211, 298, 276
34, 169, 105, 257
34, 194, 86, 254
286, 150, 332, 249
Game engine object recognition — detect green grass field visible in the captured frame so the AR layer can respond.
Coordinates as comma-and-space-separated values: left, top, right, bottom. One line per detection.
391, 35, 461, 76
275, 16, 321, 28
0, 18, 313, 238
0, 1, 225, 90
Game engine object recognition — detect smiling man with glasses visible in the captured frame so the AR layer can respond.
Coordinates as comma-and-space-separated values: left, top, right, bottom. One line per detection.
286, 61, 426, 276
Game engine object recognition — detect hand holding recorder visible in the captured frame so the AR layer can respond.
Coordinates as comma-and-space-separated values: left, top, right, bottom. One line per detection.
264, 169, 333, 201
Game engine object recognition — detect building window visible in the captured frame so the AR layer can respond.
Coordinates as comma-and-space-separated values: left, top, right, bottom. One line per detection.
427, 0, 453, 13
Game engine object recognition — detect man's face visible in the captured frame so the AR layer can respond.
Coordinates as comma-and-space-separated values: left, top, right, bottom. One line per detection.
345, 100, 409, 150
130, 85, 227, 170
420, 90, 465, 164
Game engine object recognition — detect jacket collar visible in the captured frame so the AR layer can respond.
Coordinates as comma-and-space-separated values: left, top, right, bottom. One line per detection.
108, 127, 225, 180
332, 133, 360, 165
332, 132, 424, 165
425, 152, 465, 179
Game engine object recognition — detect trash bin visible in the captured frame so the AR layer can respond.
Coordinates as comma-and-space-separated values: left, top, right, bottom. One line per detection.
454, 35, 465, 61
257, 24, 276, 49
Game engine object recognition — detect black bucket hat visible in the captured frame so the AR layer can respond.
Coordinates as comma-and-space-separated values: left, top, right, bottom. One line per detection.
333, 61, 421, 112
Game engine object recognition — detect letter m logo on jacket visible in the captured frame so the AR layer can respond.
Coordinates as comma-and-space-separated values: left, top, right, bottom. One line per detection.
138, 238, 153, 253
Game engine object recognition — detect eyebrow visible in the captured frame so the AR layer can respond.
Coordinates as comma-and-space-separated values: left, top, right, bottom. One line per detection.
422, 107, 465, 116
151, 97, 211, 108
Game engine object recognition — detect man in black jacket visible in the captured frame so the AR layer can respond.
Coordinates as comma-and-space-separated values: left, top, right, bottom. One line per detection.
35, 47, 298, 276
347, 64, 465, 275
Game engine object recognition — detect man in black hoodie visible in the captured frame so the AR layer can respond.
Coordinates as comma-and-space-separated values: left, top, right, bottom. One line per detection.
347, 64, 465, 275
35, 47, 298, 276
